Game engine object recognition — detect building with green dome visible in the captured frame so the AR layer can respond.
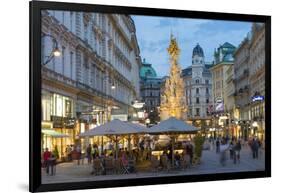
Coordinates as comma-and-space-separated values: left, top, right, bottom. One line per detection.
210, 42, 236, 136
140, 58, 163, 124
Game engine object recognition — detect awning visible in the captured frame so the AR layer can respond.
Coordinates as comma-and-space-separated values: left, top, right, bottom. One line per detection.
42, 129, 69, 138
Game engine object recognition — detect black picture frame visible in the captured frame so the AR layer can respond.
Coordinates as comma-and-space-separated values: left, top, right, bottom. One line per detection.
29, 1, 271, 192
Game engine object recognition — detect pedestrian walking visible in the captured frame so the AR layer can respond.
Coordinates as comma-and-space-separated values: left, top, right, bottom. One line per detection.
92, 144, 98, 160
43, 148, 51, 172
186, 141, 193, 165
251, 138, 259, 159
76, 145, 82, 165
86, 144, 92, 164
65, 145, 72, 161
219, 141, 229, 166
216, 138, 220, 153
234, 140, 241, 164
258, 139, 263, 158
229, 141, 234, 160
43, 148, 56, 175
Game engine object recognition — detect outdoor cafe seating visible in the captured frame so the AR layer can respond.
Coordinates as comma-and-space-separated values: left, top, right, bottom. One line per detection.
104, 158, 115, 175
80, 118, 199, 176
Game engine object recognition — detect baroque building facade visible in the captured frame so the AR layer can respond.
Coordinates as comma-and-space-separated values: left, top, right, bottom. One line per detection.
139, 59, 162, 124
41, 10, 142, 157
233, 23, 265, 140
210, 42, 236, 136
182, 44, 213, 130
248, 23, 265, 140
233, 35, 251, 139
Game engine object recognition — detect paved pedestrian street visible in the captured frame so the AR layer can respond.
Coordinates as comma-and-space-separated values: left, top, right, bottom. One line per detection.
42, 144, 265, 184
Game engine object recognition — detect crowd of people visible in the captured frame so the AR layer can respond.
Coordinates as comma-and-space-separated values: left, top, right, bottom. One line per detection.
42, 135, 264, 176
210, 136, 263, 166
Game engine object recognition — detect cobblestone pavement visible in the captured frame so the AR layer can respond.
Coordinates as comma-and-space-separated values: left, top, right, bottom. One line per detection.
42, 144, 265, 184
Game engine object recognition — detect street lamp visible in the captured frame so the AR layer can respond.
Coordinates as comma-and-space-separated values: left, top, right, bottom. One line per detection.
111, 82, 116, 90
42, 34, 61, 65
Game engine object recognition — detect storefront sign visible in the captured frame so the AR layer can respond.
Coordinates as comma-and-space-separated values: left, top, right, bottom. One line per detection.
64, 117, 76, 128
132, 102, 145, 109
51, 116, 76, 128
51, 116, 63, 128
252, 95, 264, 102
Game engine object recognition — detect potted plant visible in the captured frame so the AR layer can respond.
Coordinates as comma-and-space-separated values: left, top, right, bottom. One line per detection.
193, 134, 205, 164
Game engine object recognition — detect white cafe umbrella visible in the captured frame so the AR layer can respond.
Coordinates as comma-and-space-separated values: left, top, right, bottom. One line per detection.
148, 117, 199, 134
148, 117, 199, 166
79, 119, 146, 137
79, 119, 146, 158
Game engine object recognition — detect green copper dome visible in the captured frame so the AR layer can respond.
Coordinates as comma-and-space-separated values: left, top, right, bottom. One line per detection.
140, 58, 157, 79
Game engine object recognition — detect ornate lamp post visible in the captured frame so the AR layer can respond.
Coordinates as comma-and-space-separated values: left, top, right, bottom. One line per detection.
42, 34, 61, 65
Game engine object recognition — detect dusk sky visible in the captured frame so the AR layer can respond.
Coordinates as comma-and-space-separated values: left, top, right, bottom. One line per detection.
132, 15, 252, 77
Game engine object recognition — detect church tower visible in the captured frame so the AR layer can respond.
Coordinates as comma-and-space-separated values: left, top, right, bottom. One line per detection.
192, 43, 205, 78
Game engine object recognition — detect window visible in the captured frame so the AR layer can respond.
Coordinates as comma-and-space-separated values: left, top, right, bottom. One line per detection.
196, 97, 200, 104
205, 79, 209, 84
52, 39, 56, 70
84, 24, 88, 42
206, 108, 209, 115
196, 108, 200, 116
62, 11, 65, 25
41, 36, 45, 63
206, 88, 209, 94
70, 12, 73, 31
62, 46, 65, 75
70, 51, 73, 79
196, 88, 199, 94
206, 98, 209, 103
196, 79, 199, 84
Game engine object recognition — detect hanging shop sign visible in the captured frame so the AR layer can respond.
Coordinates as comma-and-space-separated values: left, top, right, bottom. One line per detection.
215, 97, 224, 112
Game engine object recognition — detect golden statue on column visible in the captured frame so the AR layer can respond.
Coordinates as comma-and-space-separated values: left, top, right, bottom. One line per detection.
160, 35, 187, 120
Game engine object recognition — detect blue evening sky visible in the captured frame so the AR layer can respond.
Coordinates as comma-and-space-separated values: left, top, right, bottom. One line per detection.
132, 15, 252, 77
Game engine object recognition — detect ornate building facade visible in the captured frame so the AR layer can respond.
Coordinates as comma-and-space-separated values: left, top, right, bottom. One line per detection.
140, 59, 162, 124
41, 10, 142, 157
182, 44, 213, 130
248, 23, 265, 140
210, 42, 236, 135
233, 23, 265, 140
233, 36, 251, 139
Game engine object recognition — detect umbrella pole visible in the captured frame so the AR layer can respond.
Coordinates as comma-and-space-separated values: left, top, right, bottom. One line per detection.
128, 134, 131, 155
101, 136, 104, 154
115, 135, 118, 159
172, 135, 175, 168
